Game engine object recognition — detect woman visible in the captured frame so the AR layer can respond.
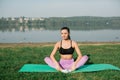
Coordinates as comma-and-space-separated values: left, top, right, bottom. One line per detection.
44, 27, 88, 73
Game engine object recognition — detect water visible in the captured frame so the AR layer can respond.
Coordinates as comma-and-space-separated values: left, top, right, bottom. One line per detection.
0, 30, 120, 43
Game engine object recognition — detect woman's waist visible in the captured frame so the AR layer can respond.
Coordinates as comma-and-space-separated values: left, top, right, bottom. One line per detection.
59, 58, 74, 64
60, 54, 73, 60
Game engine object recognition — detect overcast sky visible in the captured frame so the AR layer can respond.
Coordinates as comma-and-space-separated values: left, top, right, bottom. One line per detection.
0, 0, 120, 17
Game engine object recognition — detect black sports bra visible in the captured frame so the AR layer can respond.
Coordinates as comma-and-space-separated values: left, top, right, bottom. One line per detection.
59, 40, 74, 55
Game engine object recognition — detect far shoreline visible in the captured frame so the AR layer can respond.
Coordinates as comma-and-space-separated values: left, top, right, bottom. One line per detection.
0, 42, 120, 48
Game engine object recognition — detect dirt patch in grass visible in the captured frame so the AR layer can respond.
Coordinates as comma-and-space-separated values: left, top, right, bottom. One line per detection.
0, 42, 120, 48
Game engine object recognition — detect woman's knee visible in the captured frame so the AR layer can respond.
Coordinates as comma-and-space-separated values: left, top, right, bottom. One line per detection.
83, 55, 89, 60
44, 57, 50, 62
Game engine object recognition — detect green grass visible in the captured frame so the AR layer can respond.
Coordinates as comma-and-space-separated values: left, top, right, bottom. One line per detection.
0, 44, 120, 80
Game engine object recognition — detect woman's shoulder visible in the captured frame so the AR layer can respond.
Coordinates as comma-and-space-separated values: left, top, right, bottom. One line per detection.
71, 40, 78, 47
54, 41, 61, 47
71, 40, 77, 44
56, 41, 61, 44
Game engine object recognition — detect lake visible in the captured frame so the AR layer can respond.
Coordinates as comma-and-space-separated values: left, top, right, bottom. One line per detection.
0, 29, 120, 43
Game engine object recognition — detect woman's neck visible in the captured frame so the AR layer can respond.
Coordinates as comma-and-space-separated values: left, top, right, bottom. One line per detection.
62, 39, 70, 42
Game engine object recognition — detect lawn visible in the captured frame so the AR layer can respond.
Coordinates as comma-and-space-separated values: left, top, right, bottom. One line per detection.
0, 43, 120, 80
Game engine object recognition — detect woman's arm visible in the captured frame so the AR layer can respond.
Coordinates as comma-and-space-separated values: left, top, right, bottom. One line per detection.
50, 42, 59, 64
74, 41, 82, 65
70, 41, 82, 71
50, 42, 62, 71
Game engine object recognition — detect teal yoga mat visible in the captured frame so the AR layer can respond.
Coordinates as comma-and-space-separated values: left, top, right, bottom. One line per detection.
19, 64, 120, 73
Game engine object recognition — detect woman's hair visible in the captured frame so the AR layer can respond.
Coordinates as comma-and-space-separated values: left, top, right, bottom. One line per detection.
61, 27, 71, 39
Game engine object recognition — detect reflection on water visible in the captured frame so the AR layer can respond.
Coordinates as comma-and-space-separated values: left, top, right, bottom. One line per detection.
0, 25, 46, 32
19, 26, 45, 32
0, 29, 120, 43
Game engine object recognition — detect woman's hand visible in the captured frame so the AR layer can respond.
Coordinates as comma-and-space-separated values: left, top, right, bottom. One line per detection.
55, 64, 62, 71
70, 62, 76, 71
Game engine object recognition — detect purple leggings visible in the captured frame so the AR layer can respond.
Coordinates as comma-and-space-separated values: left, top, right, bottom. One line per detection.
44, 55, 88, 70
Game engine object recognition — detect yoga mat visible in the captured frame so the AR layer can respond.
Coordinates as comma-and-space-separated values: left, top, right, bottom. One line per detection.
19, 64, 120, 73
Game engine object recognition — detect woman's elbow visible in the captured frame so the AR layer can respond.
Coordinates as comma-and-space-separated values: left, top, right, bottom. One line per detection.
78, 54, 82, 58
50, 54, 54, 59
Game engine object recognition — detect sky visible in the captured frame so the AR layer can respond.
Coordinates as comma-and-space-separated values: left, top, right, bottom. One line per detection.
0, 0, 120, 17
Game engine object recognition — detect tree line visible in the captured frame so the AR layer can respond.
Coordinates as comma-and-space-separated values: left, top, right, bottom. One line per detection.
0, 16, 120, 31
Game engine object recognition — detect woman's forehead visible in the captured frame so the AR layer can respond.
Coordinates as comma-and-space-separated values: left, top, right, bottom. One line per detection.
61, 29, 68, 33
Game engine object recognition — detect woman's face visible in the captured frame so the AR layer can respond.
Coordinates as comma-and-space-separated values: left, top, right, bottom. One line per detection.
61, 29, 69, 40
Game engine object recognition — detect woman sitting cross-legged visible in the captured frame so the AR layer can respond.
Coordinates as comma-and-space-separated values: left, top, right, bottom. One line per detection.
44, 27, 88, 73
